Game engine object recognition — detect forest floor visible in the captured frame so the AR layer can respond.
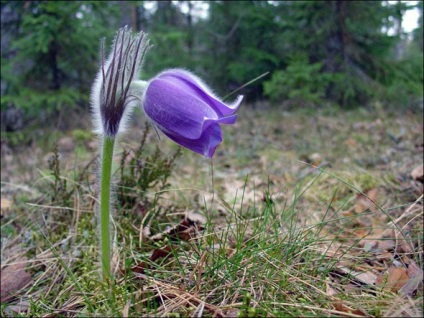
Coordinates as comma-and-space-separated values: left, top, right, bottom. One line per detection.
1, 103, 423, 317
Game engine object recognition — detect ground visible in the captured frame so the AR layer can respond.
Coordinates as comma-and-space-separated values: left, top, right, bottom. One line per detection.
1, 103, 423, 317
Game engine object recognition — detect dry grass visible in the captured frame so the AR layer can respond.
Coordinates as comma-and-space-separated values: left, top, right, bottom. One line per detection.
1, 103, 423, 316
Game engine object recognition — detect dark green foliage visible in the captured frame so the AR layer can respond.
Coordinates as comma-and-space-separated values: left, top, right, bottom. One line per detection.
198, 1, 282, 98
145, 30, 191, 77
1, 1, 118, 118
117, 125, 182, 212
263, 54, 331, 105
1, 0, 422, 122
6, 1, 117, 89
1, 87, 81, 118
413, 1, 423, 52
265, 1, 422, 107
141, 1, 196, 78
262, 1, 399, 107
194, 0, 421, 107
381, 49, 424, 107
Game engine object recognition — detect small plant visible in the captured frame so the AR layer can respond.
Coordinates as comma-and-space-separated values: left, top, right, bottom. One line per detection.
117, 124, 182, 212
263, 54, 330, 105
47, 145, 74, 206
90, 26, 242, 281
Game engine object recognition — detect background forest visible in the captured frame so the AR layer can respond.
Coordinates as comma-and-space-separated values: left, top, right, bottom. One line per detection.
1, 0, 423, 130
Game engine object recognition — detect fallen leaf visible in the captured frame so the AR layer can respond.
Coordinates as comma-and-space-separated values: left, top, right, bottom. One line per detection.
345, 138, 357, 148
343, 283, 365, 294
354, 188, 379, 213
363, 241, 378, 252
366, 187, 379, 203
122, 300, 131, 318
3, 300, 30, 315
399, 260, 424, 297
1, 258, 32, 302
406, 260, 422, 277
341, 210, 354, 217
411, 165, 423, 183
131, 245, 173, 275
355, 271, 378, 286
141, 226, 151, 240
375, 252, 394, 261
376, 239, 396, 251
309, 152, 322, 166
1, 197, 12, 209
376, 266, 409, 292
0, 198, 12, 215
150, 245, 172, 262
133, 215, 205, 276
326, 281, 339, 296
363, 239, 395, 253
223, 309, 239, 317
353, 228, 370, 238
332, 300, 368, 316
393, 228, 413, 253
150, 215, 205, 242
131, 261, 147, 275
185, 211, 206, 224
336, 266, 377, 286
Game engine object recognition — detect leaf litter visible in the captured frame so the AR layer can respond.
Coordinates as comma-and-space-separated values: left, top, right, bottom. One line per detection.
1, 257, 32, 303
1, 105, 423, 316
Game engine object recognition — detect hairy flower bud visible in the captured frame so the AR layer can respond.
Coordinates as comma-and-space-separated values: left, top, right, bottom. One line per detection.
91, 26, 149, 136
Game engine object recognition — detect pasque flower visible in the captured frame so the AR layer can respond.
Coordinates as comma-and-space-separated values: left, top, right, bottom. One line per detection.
90, 26, 150, 281
139, 69, 243, 157
91, 26, 149, 136
90, 26, 242, 281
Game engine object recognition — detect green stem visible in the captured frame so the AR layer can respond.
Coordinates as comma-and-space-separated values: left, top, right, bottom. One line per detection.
100, 136, 115, 281
130, 80, 148, 92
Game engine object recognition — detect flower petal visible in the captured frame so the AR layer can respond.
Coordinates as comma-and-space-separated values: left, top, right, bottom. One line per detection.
144, 78, 220, 139
161, 124, 222, 158
157, 69, 243, 116
141, 68, 242, 157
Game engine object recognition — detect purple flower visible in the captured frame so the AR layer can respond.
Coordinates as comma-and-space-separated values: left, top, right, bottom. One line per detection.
141, 69, 243, 157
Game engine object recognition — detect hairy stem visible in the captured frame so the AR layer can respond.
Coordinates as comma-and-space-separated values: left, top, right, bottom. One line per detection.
100, 136, 115, 281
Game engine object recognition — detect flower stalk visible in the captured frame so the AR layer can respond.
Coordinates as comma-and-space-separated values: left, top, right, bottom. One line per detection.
99, 136, 115, 281
91, 27, 149, 280
91, 27, 242, 282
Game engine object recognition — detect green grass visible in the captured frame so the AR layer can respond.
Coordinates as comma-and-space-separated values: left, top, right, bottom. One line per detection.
1, 105, 423, 316
2, 181, 421, 316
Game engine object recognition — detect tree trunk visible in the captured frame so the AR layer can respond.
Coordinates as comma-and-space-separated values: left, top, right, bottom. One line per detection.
186, 1, 193, 57
49, 39, 60, 90
130, 2, 138, 30
323, 1, 348, 103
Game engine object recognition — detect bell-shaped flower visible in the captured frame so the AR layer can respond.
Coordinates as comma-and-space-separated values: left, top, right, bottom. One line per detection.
140, 69, 243, 157
91, 27, 149, 137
